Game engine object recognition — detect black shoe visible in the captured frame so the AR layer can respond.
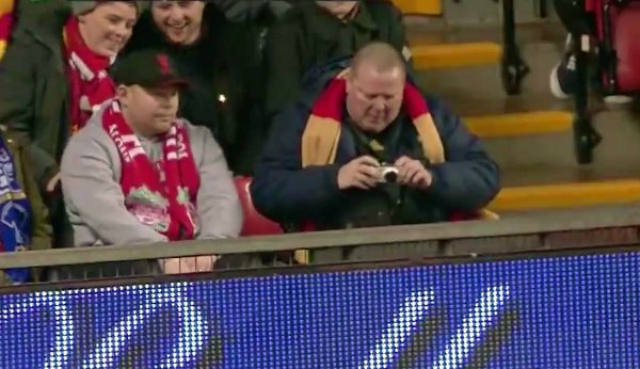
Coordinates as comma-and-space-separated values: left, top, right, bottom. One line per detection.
550, 35, 578, 99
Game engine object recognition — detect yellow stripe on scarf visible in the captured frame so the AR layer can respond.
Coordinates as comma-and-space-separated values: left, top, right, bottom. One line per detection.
0, 40, 6, 61
0, 0, 15, 61
302, 111, 447, 168
0, 0, 14, 14
301, 117, 341, 168
413, 113, 445, 164
302, 69, 350, 168
303, 67, 446, 167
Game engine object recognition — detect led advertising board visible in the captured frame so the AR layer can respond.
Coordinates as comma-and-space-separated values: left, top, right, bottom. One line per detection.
0, 251, 638, 368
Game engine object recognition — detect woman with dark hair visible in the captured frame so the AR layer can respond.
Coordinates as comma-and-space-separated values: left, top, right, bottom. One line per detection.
0, 1, 139, 248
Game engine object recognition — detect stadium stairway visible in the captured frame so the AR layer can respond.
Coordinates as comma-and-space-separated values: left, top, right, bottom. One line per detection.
396, 0, 640, 214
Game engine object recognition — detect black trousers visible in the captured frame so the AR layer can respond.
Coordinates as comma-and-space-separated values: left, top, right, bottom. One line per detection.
554, 0, 591, 34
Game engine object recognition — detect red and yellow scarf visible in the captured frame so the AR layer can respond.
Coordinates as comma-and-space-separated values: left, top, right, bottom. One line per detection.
302, 75, 444, 167
102, 100, 200, 241
64, 17, 116, 134
0, 0, 15, 61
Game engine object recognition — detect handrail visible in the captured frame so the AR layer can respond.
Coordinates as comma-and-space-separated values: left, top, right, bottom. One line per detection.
1, 203, 639, 269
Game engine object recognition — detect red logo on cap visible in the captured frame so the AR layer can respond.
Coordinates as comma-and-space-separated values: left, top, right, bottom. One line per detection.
156, 54, 171, 75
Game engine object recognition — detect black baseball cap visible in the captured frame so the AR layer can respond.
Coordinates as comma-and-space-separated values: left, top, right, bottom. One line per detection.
110, 49, 187, 89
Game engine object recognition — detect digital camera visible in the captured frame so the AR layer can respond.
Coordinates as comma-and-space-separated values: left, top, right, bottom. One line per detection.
378, 164, 399, 183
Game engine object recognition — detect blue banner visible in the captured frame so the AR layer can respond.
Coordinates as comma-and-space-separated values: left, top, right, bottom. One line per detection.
0, 251, 639, 368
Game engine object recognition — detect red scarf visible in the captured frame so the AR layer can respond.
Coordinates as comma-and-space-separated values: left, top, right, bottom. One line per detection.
0, 0, 15, 61
102, 100, 200, 240
302, 77, 445, 167
64, 17, 116, 134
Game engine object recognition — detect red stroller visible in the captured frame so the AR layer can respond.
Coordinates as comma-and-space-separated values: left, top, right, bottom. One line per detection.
585, 0, 640, 94
566, 0, 640, 163
506, 0, 640, 162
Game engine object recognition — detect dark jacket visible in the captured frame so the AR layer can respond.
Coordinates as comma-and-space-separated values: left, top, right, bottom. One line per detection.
16, 0, 68, 27
251, 76, 500, 229
265, 0, 408, 118
122, 5, 268, 175
213, 0, 292, 22
0, 126, 52, 285
0, 7, 70, 192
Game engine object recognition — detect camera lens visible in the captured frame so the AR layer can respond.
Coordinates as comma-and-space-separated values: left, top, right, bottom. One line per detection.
384, 171, 398, 183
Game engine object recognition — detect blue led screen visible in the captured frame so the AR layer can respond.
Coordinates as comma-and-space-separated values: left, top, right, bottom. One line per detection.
0, 251, 639, 368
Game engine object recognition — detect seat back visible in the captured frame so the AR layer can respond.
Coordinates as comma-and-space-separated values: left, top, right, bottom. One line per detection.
586, 0, 640, 93
611, 3, 640, 92
233, 176, 283, 236
585, 0, 600, 13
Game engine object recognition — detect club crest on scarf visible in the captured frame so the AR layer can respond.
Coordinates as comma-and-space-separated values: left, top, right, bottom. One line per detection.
0, 138, 32, 283
125, 185, 171, 233
103, 100, 200, 240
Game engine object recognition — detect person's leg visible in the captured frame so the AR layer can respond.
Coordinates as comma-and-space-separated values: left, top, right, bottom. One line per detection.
550, 34, 579, 98
554, 0, 589, 34
550, 0, 588, 99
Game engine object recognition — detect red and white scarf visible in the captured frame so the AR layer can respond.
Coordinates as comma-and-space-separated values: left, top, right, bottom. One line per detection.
102, 100, 200, 240
64, 17, 116, 134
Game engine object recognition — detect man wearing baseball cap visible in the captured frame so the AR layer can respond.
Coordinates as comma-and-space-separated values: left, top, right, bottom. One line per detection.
60, 50, 242, 275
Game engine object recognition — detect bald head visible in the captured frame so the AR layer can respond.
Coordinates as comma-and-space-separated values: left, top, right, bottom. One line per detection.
345, 42, 406, 134
351, 42, 406, 79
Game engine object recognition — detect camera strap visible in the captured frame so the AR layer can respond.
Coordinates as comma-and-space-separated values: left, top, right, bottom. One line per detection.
346, 121, 404, 221
346, 119, 403, 164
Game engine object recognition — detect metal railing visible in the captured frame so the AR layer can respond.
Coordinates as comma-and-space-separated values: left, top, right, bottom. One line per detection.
1, 203, 640, 286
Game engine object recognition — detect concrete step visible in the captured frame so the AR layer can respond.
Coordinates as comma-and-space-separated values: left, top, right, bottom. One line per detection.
485, 107, 640, 171
411, 42, 502, 69
406, 21, 640, 214
408, 32, 573, 139
490, 180, 640, 212
409, 23, 573, 142
402, 0, 555, 27
465, 111, 572, 137
393, 0, 442, 16
489, 154, 640, 212
415, 40, 566, 116
407, 22, 565, 106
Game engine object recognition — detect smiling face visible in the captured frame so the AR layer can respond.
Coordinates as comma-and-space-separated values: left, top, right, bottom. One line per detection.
77, 2, 138, 58
151, 1, 206, 46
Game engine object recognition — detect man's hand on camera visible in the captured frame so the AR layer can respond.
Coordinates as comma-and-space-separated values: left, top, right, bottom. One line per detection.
395, 156, 432, 190
337, 155, 380, 190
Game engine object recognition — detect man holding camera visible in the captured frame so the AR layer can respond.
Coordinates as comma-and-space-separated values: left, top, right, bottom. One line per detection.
251, 42, 500, 233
